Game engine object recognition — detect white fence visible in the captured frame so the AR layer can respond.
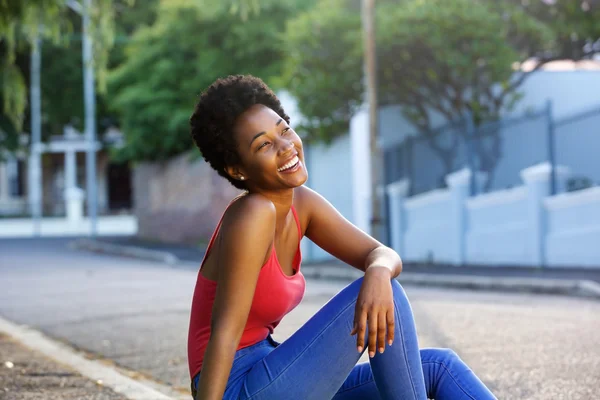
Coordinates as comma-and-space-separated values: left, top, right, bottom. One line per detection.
387, 162, 599, 268
0, 215, 138, 238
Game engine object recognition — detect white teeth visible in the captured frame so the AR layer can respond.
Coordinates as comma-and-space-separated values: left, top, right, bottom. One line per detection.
278, 156, 299, 172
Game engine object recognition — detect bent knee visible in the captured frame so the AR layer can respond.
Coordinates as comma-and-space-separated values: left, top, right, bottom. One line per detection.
421, 348, 461, 365
338, 276, 365, 303
390, 279, 409, 303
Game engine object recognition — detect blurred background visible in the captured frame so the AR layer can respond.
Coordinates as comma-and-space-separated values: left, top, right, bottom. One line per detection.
1, 1, 599, 399
1, 0, 600, 266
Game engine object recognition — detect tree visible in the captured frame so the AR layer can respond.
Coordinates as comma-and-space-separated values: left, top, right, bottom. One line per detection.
377, 0, 599, 188
376, 0, 555, 188
281, 0, 364, 143
0, 1, 63, 157
284, 0, 599, 190
0, 0, 133, 157
108, 0, 315, 162
510, 0, 600, 61
34, 0, 159, 138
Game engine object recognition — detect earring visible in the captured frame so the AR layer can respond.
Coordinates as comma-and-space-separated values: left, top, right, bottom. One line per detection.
240, 176, 245, 180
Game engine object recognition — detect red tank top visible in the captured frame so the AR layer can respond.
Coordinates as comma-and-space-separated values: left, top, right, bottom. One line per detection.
187, 201, 306, 379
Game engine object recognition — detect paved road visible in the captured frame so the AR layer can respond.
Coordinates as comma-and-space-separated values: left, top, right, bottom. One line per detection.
1, 238, 598, 399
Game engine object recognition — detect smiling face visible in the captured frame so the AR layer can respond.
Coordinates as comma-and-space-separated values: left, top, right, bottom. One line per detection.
226, 104, 308, 192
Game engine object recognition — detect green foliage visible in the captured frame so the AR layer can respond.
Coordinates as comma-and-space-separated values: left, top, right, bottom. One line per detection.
0, 0, 65, 146
506, 0, 600, 60
281, 0, 556, 145
282, 0, 364, 143
376, 0, 554, 124
108, 0, 313, 162
34, 0, 159, 138
3, 0, 599, 164
0, 0, 134, 156
374, 0, 557, 181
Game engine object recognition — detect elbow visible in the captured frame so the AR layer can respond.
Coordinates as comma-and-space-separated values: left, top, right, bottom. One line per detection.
368, 245, 403, 277
387, 246, 403, 276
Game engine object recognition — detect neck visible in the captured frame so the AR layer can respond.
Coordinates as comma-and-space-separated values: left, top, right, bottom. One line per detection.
248, 187, 294, 229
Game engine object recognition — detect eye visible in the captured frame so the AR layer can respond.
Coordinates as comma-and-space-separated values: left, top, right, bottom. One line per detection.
281, 128, 291, 135
258, 141, 270, 150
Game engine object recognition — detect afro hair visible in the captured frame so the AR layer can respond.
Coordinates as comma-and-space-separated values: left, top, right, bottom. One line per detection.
190, 75, 290, 190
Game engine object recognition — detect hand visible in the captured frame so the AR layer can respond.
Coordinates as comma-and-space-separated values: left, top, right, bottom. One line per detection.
350, 267, 395, 358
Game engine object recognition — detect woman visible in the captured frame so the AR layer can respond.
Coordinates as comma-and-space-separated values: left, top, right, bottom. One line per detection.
187, 75, 497, 400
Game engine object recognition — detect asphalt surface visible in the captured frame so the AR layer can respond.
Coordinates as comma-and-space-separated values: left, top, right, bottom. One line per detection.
0, 237, 599, 399
0, 333, 129, 400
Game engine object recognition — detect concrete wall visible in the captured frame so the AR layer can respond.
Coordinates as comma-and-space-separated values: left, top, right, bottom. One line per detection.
302, 135, 354, 261
387, 162, 600, 268
132, 153, 241, 245
545, 187, 600, 267
466, 187, 529, 264
403, 189, 452, 262
516, 70, 600, 118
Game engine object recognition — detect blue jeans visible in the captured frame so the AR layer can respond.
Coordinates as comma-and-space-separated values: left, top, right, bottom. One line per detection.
192, 278, 497, 399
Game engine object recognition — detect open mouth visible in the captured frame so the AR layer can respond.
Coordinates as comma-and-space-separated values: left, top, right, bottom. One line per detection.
277, 155, 300, 172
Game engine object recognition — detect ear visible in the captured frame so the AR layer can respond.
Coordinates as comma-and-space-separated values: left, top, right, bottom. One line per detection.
225, 165, 247, 182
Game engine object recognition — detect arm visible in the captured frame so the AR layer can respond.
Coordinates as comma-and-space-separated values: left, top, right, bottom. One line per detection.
298, 185, 402, 357
195, 196, 276, 400
299, 185, 402, 277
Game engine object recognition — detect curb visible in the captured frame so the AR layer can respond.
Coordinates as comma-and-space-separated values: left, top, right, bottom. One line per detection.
69, 239, 600, 300
69, 238, 180, 265
301, 265, 600, 300
0, 316, 188, 400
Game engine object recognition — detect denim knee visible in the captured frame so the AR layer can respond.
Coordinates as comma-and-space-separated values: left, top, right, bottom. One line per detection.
421, 348, 460, 366
348, 277, 408, 306
347, 276, 365, 295
390, 279, 409, 303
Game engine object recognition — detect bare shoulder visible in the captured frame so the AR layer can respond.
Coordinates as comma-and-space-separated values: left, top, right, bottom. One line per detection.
293, 184, 329, 216
293, 185, 342, 236
221, 194, 276, 234
293, 184, 320, 208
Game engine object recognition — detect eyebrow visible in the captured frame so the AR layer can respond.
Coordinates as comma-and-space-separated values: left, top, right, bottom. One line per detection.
249, 118, 283, 148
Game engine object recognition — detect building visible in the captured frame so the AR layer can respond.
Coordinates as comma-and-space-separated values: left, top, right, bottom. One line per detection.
291, 62, 600, 263
0, 126, 136, 237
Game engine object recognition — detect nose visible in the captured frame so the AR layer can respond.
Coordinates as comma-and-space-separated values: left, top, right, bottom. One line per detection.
277, 139, 295, 156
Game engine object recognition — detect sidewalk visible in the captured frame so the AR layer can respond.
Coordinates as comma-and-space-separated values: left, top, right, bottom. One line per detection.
0, 315, 187, 400
70, 236, 600, 299
0, 333, 128, 400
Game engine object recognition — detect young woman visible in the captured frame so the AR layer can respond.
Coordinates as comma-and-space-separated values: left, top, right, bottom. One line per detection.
187, 75, 497, 400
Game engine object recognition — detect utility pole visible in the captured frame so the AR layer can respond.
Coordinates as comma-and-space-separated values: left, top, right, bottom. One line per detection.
362, 0, 383, 239
67, 0, 98, 237
82, 0, 98, 237
29, 34, 42, 236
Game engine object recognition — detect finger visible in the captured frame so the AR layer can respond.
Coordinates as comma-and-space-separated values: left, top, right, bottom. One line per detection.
351, 303, 363, 336
355, 309, 368, 353
378, 312, 387, 354
387, 309, 395, 346
368, 310, 378, 358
